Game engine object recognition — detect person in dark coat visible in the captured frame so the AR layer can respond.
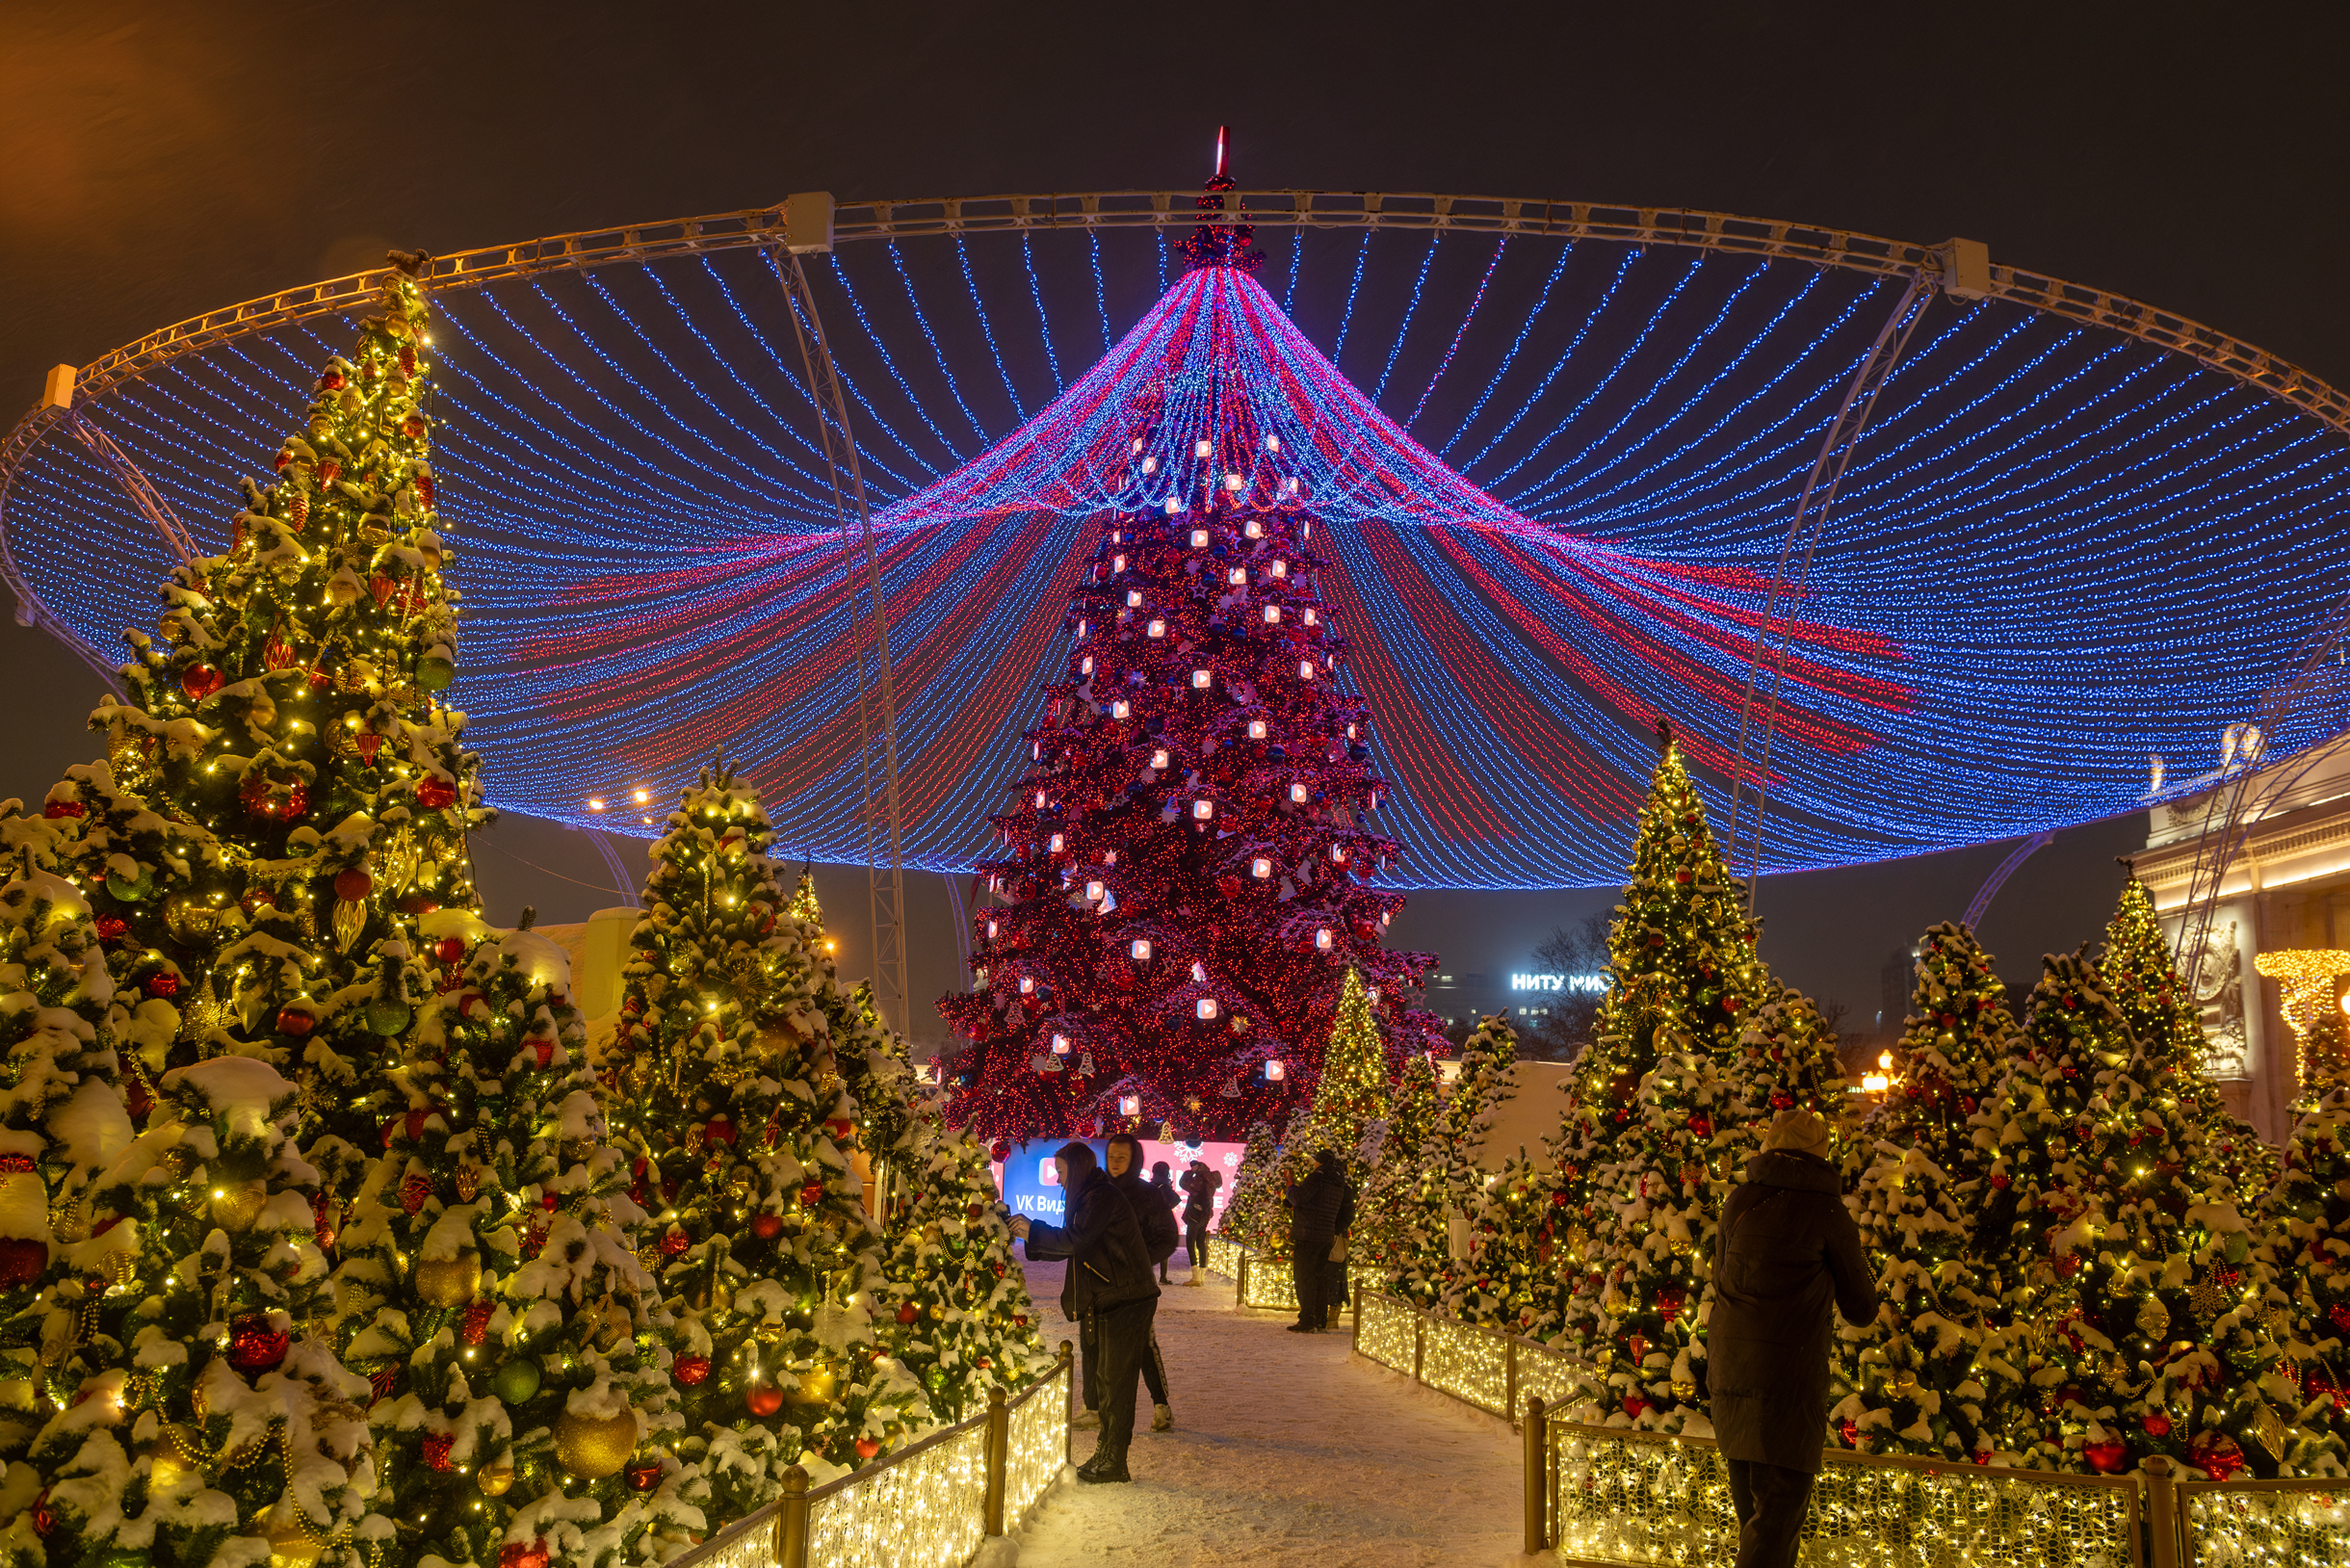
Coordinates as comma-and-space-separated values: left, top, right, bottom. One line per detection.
1145, 1161, 1183, 1282
1285, 1149, 1354, 1333
1011, 1141, 1161, 1482
1107, 1134, 1181, 1431
1179, 1159, 1221, 1286
1707, 1110, 1879, 1568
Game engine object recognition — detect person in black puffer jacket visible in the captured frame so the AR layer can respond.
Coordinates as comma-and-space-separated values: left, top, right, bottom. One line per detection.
1708, 1110, 1879, 1568
1146, 1161, 1182, 1282
1013, 1141, 1160, 1483
1179, 1160, 1221, 1285
1285, 1149, 1354, 1333
1107, 1135, 1181, 1431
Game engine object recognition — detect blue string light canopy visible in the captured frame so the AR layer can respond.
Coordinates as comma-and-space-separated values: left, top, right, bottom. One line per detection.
7, 164, 2350, 891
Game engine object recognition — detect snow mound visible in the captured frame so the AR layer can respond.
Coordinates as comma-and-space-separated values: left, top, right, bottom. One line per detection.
163, 1058, 292, 1137
501, 930, 572, 995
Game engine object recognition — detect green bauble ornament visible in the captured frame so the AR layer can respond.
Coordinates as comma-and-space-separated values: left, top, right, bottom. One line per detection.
416, 655, 456, 693
491, 1356, 542, 1403
364, 998, 412, 1036
106, 867, 155, 903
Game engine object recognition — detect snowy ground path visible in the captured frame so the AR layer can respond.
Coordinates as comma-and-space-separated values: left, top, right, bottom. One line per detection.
1005, 1259, 1528, 1568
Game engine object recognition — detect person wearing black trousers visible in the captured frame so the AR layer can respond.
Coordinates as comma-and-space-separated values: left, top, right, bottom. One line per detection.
1011, 1141, 1161, 1483
1107, 1135, 1181, 1431
1285, 1149, 1353, 1333
1179, 1159, 1221, 1285
1145, 1161, 1183, 1282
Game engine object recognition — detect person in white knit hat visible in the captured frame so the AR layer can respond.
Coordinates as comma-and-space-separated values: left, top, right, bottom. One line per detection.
1706, 1109, 1878, 1568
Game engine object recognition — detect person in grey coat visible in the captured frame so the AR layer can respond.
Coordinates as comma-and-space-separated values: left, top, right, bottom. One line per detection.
1707, 1109, 1879, 1568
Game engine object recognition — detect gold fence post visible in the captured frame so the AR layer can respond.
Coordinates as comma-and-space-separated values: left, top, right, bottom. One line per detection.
1057, 1340, 1075, 1465
1412, 1313, 1425, 1384
771, 1463, 810, 1568
1237, 1248, 1248, 1308
2143, 1454, 2182, 1568
1523, 1396, 1548, 1555
982, 1385, 1010, 1537
1505, 1334, 1519, 1425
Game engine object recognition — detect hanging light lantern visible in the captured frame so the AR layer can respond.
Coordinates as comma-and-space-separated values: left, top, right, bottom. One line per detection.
1112, 554, 1127, 573
1051, 1033, 1071, 1055
1251, 857, 1273, 878
1228, 566, 1247, 586
1316, 928, 1335, 951
1331, 845, 1348, 863
1263, 605, 1282, 624
1126, 589, 1143, 608
1190, 529, 1210, 548
1049, 833, 1066, 853
1120, 1094, 1141, 1116
1266, 1059, 1287, 1082
1195, 997, 1219, 1021
1249, 719, 1268, 740
1151, 747, 1171, 770
1085, 879, 1106, 902
1130, 938, 1153, 962
1290, 782, 1310, 803
1111, 700, 1131, 719
1192, 799, 1214, 821
1192, 669, 1212, 689
1195, 439, 1213, 457
985, 919, 1000, 940
1164, 497, 1184, 514
1147, 618, 1166, 639
1266, 434, 1281, 452
1302, 607, 1318, 625
1298, 660, 1316, 680
1225, 473, 1244, 492
1019, 976, 1036, 995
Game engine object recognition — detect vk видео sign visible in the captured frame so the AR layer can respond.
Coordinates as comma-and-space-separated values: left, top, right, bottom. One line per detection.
991, 1137, 1245, 1222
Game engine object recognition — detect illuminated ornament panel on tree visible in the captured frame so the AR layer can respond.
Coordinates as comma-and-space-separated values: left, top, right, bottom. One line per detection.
15, 173, 2350, 886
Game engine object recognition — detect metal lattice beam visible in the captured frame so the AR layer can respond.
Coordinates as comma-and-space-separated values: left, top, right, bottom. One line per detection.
1725, 270, 1939, 905
11, 191, 2342, 434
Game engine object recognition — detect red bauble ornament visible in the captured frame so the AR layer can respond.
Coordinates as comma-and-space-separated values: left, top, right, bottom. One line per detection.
30, 1490, 51, 1536
826, 1116, 854, 1142
2083, 1438, 2128, 1474
1685, 1114, 1712, 1136
416, 775, 458, 810
142, 971, 180, 1001
2142, 1413, 2173, 1437
1622, 1395, 1647, 1419
2329, 1301, 2350, 1334
1990, 1172, 2011, 1189
181, 664, 225, 700
435, 936, 466, 965
706, 1114, 738, 1146
498, 1542, 551, 1568
461, 1298, 493, 1346
800, 1182, 826, 1207
225, 1316, 289, 1375
751, 1214, 783, 1240
896, 1301, 920, 1324
744, 1382, 784, 1418
2189, 1430, 2246, 1480
1839, 1419, 1860, 1448
94, 915, 127, 945
275, 1008, 315, 1037
855, 1437, 879, 1459
673, 1354, 711, 1386
0, 1238, 46, 1286
333, 868, 372, 902
659, 1228, 690, 1259
422, 1432, 456, 1472
1767, 1091, 1791, 1111
626, 1460, 662, 1491
400, 1174, 434, 1215
40, 799, 84, 820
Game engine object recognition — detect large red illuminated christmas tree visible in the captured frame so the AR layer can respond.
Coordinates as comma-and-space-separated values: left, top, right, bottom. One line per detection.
938, 152, 1442, 1141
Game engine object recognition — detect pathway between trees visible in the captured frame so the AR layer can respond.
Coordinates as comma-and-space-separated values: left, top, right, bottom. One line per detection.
1007, 1260, 1528, 1568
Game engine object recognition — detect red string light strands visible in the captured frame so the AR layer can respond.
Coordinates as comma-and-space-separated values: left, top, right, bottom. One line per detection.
872, 1103, 1053, 1425
1826, 921, 2013, 1462
1970, 954, 2341, 1477
2098, 877, 2275, 1203
936, 166, 1444, 1141
1352, 1052, 1440, 1278
39, 254, 483, 1160
53, 1058, 386, 1567
332, 919, 707, 1566
606, 769, 926, 1517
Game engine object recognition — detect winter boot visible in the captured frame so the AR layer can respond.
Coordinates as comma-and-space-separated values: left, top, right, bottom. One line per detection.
1072, 1407, 1100, 1430
1326, 1304, 1344, 1328
1151, 1402, 1173, 1431
1077, 1442, 1114, 1478
1078, 1445, 1132, 1484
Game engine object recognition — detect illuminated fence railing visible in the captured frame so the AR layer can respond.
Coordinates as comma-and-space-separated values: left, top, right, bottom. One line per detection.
1204, 1239, 1379, 1317
2172, 1472, 2350, 1568
1537, 1418, 2146, 1568
663, 1348, 1071, 1568
1348, 1289, 1579, 1424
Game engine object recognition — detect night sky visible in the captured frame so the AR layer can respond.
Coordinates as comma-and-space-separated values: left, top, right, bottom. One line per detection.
2, 1, 2341, 1035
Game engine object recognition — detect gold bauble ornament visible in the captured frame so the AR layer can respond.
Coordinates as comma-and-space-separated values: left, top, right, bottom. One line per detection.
551, 1407, 638, 1478
260, 1505, 325, 1568
206, 1175, 269, 1241
477, 1456, 516, 1497
788, 1362, 840, 1407
414, 1251, 482, 1307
